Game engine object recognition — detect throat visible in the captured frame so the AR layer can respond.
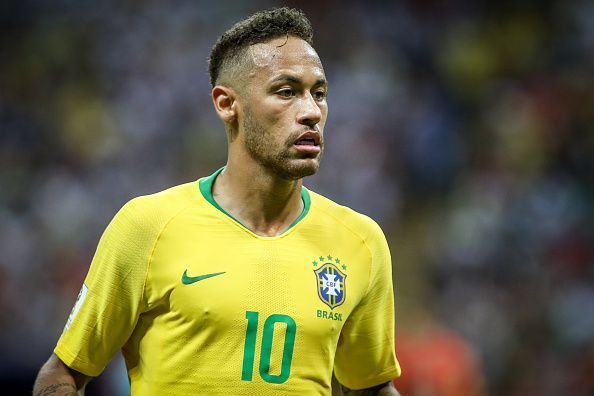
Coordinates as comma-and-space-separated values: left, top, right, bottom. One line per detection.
210, 167, 306, 236
225, 193, 305, 237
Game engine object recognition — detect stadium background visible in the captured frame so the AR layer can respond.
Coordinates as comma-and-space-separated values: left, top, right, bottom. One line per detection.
1, 0, 593, 394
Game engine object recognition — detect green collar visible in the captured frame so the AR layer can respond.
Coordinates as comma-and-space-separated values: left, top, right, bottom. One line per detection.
199, 167, 311, 233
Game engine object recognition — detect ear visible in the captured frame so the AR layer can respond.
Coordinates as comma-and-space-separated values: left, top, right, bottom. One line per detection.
212, 85, 238, 124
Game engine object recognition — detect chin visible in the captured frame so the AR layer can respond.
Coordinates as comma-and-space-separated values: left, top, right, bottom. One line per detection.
274, 159, 320, 180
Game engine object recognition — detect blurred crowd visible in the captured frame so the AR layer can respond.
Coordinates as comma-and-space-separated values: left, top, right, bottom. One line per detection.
1, 0, 593, 395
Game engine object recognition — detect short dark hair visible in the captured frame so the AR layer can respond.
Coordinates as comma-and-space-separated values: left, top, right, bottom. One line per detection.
208, 7, 314, 87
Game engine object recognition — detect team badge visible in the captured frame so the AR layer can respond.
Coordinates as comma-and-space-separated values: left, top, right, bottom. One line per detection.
314, 262, 347, 309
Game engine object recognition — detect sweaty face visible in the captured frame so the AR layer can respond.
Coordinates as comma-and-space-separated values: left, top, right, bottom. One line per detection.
239, 36, 328, 180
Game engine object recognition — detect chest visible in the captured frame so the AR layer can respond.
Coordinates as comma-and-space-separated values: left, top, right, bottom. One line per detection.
146, 223, 372, 336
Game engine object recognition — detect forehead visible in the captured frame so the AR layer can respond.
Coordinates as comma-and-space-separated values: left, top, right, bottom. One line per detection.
246, 36, 325, 82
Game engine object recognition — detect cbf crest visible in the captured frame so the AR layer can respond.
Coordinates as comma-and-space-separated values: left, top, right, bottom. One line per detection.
314, 258, 347, 310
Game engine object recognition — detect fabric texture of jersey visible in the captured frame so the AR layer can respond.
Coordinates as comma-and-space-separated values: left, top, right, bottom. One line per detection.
55, 168, 401, 395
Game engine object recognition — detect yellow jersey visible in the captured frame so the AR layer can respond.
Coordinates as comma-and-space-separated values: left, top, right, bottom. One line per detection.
55, 168, 401, 395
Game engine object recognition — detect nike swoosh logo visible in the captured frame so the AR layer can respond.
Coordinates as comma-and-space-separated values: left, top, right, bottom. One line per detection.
181, 270, 226, 285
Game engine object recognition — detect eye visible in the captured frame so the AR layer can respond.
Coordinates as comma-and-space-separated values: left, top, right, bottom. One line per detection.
313, 90, 327, 101
276, 88, 295, 98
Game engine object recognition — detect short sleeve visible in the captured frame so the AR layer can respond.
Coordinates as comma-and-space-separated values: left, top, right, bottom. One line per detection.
334, 219, 401, 389
54, 198, 156, 376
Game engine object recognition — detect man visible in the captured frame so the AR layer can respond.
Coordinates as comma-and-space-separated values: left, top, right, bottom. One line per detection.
33, 7, 401, 395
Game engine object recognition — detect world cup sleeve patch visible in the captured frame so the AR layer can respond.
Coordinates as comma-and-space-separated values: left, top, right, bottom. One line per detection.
314, 263, 346, 310
63, 283, 88, 332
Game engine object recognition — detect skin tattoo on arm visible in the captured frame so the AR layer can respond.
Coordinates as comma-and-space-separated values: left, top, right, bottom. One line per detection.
34, 382, 78, 396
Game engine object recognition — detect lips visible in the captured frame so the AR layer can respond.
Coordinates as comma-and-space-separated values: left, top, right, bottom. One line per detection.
293, 130, 322, 155
295, 131, 321, 146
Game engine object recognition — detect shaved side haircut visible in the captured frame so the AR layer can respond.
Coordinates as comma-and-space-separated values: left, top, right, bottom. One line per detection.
208, 7, 314, 89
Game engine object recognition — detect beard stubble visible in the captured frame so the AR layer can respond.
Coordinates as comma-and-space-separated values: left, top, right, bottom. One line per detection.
242, 107, 322, 180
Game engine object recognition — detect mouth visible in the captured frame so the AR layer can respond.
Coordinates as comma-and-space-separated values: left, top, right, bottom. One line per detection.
293, 131, 322, 155
294, 131, 321, 147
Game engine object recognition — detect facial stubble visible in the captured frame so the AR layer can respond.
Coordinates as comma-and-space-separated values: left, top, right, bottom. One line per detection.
242, 106, 323, 181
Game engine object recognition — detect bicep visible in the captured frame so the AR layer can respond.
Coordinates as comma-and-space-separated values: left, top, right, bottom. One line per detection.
56, 354, 92, 391
35, 354, 92, 395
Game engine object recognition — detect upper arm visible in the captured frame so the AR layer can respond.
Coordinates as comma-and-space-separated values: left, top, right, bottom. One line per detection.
340, 381, 400, 396
54, 198, 157, 376
49, 353, 92, 389
35, 353, 92, 394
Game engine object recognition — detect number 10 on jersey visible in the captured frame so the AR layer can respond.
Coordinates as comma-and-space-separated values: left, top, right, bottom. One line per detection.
241, 311, 297, 384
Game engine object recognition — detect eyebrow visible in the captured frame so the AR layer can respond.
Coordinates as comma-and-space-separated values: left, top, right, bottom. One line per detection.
270, 74, 327, 87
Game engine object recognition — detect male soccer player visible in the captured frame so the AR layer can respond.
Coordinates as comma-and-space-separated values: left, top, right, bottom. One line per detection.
34, 7, 401, 395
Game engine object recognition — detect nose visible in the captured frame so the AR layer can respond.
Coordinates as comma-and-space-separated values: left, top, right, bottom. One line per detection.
297, 92, 323, 129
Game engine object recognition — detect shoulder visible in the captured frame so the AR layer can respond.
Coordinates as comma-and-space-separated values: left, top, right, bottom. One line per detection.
307, 189, 386, 244
123, 181, 198, 216
109, 181, 199, 237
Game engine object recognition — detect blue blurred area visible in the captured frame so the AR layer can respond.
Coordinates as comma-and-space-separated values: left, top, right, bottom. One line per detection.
1, 0, 593, 395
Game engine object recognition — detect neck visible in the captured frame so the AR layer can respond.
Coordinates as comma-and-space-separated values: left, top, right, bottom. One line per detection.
211, 159, 304, 237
